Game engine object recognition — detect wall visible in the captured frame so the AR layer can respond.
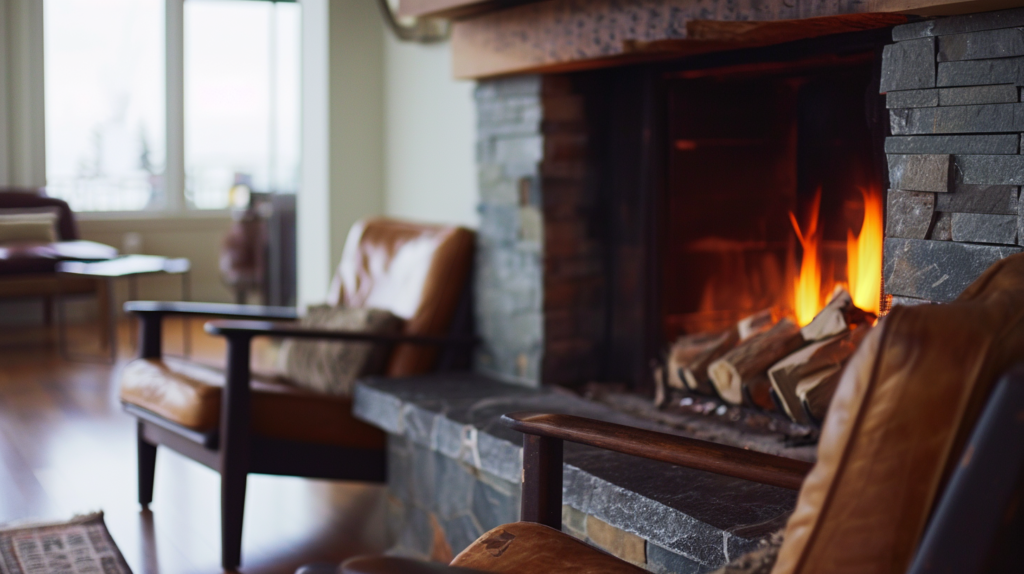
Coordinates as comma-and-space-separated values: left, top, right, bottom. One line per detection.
382, 36, 478, 228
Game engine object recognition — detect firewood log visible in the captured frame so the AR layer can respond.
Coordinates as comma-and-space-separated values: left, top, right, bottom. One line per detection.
737, 308, 775, 341
800, 287, 873, 343
667, 328, 740, 395
798, 367, 844, 424
708, 318, 803, 405
768, 325, 873, 423
741, 374, 777, 411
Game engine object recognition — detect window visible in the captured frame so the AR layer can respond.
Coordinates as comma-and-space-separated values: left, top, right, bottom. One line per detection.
44, 0, 166, 211
44, 0, 300, 213
185, 0, 301, 209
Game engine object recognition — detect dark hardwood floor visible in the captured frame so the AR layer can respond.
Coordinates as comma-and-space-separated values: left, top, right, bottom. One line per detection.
0, 318, 387, 574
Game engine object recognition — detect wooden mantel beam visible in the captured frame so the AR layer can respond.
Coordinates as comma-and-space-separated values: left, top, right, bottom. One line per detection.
397, 0, 1024, 79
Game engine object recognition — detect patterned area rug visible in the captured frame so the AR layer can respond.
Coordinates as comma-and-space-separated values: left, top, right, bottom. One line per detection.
0, 513, 131, 574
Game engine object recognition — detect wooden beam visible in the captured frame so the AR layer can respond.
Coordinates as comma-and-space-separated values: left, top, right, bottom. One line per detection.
448, 0, 1020, 78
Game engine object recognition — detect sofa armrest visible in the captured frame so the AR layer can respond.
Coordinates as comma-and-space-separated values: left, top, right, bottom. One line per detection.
502, 411, 813, 530
204, 319, 476, 347
125, 300, 299, 320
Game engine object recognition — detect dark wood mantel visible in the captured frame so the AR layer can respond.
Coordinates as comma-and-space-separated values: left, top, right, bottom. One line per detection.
397, 0, 1024, 78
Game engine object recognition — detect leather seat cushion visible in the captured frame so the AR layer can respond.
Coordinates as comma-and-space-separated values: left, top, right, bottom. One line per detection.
450, 522, 646, 574
119, 357, 385, 449
773, 252, 1024, 574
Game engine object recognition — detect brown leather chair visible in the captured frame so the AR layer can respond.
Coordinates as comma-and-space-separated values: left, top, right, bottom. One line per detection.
118, 218, 475, 571
340, 253, 1024, 574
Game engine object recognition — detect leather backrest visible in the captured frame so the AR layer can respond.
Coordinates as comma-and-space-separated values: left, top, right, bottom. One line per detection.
0, 189, 78, 241
772, 253, 1024, 574
326, 218, 474, 377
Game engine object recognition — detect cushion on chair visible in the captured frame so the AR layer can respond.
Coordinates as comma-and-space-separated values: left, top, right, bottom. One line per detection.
326, 219, 475, 377
450, 522, 646, 574
278, 305, 404, 396
118, 357, 386, 449
771, 253, 1024, 574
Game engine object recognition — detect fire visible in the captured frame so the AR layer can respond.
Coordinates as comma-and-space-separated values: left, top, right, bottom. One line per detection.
789, 190, 824, 327
847, 186, 884, 316
789, 186, 884, 326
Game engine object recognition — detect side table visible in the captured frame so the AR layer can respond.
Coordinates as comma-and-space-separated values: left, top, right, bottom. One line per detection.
57, 255, 191, 363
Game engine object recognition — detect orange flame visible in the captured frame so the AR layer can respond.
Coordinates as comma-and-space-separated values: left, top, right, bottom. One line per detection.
847, 186, 883, 315
789, 189, 823, 327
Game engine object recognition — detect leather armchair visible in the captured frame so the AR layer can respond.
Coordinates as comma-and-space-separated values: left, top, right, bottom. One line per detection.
118, 218, 475, 571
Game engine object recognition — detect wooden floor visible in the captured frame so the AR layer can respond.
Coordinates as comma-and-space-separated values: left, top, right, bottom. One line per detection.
0, 318, 387, 574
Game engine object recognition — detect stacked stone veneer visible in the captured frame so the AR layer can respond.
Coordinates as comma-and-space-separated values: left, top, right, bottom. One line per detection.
474, 76, 545, 385
881, 8, 1024, 305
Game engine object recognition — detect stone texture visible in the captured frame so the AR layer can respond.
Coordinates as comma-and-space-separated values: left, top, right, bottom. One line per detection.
586, 515, 647, 567
886, 190, 935, 239
646, 543, 710, 574
880, 37, 936, 93
935, 184, 1018, 215
891, 295, 938, 307
887, 154, 951, 192
939, 84, 1019, 106
930, 212, 953, 241
1019, 192, 1024, 247
475, 75, 545, 386
937, 58, 1024, 87
893, 6, 1024, 40
884, 238, 1022, 302
938, 28, 1024, 62
354, 374, 805, 571
955, 155, 1024, 186
889, 103, 1021, 135
884, 135, 1018, 155
886, 89, 938, 109
951, 212, 1019, 245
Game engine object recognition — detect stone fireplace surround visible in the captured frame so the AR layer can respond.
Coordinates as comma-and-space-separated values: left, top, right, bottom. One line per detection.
355, 6, 1024, 573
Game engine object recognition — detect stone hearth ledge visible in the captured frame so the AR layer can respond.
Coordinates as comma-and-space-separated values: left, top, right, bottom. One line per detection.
353, 373, 799, 570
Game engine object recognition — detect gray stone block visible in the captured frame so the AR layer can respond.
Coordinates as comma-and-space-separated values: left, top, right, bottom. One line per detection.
930, 212, 953, 240
888, 154, 952, 192
939, 84, 1019, 106
472, 479, 519, 531
889, 104, 1020, 135
881, 38, 936, 93
1019, 191, 1024, 246
938, 28, 1024, 62
887, 190, 935, 239
893, 7, 1024, 40
937, 58, 1024, 87
951, 212, 1018, 244
935, 184, 1018, 214
886, 89, 938, 109
885, 135, 1019, 155
884, 238, 1021, 301
955, 155, 1024, 185
646, 542, 710, 574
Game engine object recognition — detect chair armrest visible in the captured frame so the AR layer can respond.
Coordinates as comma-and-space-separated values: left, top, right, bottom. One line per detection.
503, 412, 812, 490
341, 557, 486, 574
124, 300, 299, 320
204, 319, 476, 347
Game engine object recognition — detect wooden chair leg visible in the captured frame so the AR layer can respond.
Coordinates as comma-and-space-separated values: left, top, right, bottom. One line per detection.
137, 422, 157, 506
221, 463, 248, 571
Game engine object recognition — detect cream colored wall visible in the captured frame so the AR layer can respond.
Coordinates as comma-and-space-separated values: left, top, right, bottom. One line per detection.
77, 215, 234, 305
382, 36, 478, 229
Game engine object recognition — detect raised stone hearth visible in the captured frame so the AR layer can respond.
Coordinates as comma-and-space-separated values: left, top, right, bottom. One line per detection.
353, 374, 809, 573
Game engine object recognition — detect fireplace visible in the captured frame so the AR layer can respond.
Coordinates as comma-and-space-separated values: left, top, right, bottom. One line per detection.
475, 28, 894, 391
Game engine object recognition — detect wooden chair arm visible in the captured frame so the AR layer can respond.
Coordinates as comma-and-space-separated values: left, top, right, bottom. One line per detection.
341, 557, 486, 574
204, 319, 476, 347
502, 411, 813, 530
124, 300, 299, 320
503, 412, 812, 490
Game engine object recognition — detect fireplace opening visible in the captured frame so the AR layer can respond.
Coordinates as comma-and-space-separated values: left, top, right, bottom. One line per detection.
539, 30, 892, 397
662, 54, 886, 342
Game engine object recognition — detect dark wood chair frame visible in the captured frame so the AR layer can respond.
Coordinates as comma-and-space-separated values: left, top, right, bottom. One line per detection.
123, 299, 475, 571
340, 362, 1024, 574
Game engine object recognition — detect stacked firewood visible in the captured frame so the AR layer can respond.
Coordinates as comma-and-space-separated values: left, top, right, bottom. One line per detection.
663, 288, 874, 425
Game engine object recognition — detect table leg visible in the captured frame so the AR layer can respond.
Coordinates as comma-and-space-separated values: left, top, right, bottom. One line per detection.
128, 276, 138, 355
182, 270, 192, 359
56, 278, 69, 361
